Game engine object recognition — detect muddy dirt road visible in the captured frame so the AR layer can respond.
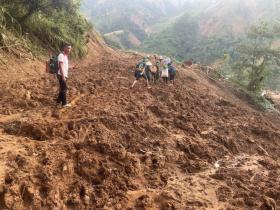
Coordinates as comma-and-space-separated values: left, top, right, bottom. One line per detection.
0, 47, 279, 210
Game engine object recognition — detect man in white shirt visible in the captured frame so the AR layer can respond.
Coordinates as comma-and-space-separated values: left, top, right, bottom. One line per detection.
57, 44, 76, 107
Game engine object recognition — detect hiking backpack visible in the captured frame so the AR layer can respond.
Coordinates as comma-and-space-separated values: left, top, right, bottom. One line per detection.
136, 61, 146, 71
168, 65, 176, 75
47, 55, 59, 74
136, 61, 144, 69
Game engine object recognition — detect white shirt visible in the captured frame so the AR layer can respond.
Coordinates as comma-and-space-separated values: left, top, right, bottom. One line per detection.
57, 53, 69, 78
161, 68, 169, 78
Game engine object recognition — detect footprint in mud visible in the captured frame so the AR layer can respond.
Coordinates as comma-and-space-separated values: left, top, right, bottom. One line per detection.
215, 99, 234, 107
3, 121, 51, 141
147, 105, 167, 118
135, 195, 153, 208
216, 186, 232, 202
19, 183, 35, 206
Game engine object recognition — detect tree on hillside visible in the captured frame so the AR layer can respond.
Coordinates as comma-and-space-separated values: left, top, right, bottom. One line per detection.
0, 0, 90, 57
234, 22, 280, 92
1, 0, 78, 23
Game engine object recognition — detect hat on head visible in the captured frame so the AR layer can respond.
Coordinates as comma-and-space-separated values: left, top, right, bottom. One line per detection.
146, 61, 153, 66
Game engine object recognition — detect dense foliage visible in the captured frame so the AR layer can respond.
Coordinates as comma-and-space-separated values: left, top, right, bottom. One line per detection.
232, 22, 280, 92
0, 0, 91, 57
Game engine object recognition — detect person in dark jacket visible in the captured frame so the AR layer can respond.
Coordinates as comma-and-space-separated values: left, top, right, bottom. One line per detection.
131, 57, 151, 89
168, 61, 176, 85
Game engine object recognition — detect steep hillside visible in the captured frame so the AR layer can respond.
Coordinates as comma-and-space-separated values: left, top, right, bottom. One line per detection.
0, 32, 279, 209
141, 13, 240, 63
84, 0, 280, 63
198, 0, 280, 36
81, 0, 189, 48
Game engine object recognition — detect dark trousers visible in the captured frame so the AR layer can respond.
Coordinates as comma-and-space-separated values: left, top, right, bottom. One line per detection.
57, 75, 67, 105
145, 69, 152, 81
163, 77, 168, 85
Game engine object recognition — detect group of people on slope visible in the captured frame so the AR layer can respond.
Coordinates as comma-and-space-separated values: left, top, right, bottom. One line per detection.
50, 45, 177, 108
131, 55, 177, 89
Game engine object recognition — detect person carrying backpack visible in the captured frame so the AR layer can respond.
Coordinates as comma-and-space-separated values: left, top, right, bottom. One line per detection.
168, 61, 176, 85
131, 57, 151, 89
56, 44, 77, 107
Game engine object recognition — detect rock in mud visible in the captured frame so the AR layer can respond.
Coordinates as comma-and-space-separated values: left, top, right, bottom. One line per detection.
135, 195, 153, 208
259, 197, 276, 210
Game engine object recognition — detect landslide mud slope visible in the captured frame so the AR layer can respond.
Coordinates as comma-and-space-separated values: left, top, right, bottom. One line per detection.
0, 46, 280, 210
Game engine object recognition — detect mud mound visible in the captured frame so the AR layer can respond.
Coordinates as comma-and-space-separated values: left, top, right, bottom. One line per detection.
0, 49, 279, 209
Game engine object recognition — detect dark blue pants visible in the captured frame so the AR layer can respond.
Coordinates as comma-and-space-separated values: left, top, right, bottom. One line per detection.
57, 75, 67, 105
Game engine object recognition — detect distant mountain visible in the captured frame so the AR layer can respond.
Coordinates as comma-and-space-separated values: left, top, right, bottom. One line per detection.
81, 0, 280, 63
141, 0, 280, 63
81, 0, 189, 48
196, 0, 280, 36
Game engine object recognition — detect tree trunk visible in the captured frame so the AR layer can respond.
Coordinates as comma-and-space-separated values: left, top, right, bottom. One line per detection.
247, 63, 265, 92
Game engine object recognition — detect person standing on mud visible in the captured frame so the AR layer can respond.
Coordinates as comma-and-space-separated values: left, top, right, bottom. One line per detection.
161, 63, 169, 85
57, 44, 77, 107
168, 61, 176, 85
145, 60, 153, 82
155, 56, 163, 83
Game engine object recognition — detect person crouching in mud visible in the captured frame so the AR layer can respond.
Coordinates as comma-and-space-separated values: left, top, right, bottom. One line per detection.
131, 57, 151, 89
57, 44, 77, 107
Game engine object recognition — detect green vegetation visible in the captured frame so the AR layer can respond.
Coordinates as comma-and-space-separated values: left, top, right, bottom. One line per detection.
213, 22, 280, 109
139, 0, 280, 65
0, 0, 91, 57
141, 15, 198, 60
141, 14, 241, 64
83, 0, 158, 46
82, 0, 188, 49
82, 0, 280, 68
231, 22, 280, 93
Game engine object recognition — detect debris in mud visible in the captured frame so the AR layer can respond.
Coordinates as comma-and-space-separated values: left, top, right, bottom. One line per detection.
135, 195, 153, 208
0, 49, 279, 209
4, 121, 47, 140
260, 197, 276, 210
